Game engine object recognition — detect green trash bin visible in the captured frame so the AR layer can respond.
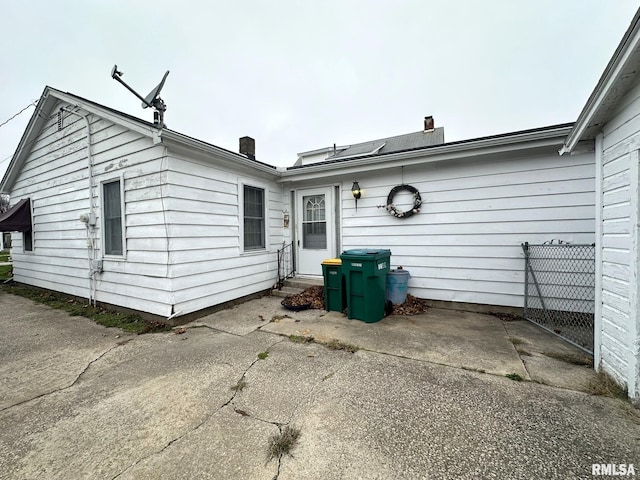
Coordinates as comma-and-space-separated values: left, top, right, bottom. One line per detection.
340, 249, 391, 323
321, 258, 345, 312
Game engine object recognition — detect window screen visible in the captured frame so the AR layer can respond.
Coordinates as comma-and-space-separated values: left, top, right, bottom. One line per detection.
103, 180, 123, 255
243, 185, 265, 250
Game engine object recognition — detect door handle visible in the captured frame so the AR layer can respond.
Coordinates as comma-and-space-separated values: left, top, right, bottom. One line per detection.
297, 240, 300, 247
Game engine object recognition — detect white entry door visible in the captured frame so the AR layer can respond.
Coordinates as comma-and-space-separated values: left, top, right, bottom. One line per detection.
296, 187, 335, 276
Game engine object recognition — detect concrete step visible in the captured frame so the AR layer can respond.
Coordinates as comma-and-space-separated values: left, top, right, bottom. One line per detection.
271, 277, 323, 298
271, 286, 305, 298
283, 277, 323, 289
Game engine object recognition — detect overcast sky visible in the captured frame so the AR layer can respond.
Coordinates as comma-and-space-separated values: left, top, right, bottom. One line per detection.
1, 0, 638, 179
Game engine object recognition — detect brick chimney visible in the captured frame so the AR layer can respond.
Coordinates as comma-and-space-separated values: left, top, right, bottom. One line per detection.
423, 116, 434, 132
239, 136, 255, 160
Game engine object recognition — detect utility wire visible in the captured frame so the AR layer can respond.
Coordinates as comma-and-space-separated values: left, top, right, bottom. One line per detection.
0, 102, 37, 129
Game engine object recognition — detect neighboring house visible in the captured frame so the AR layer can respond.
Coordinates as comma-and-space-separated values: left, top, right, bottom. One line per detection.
561, 8, 640, 402
0, 87, 283, 318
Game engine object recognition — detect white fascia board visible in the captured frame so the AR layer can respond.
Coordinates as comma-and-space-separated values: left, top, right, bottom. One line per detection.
0, 89, 55, 193
160, 131, 279, 177
280, 126, 572, 182
50, 90, 159, 139
562, 10, 640, 154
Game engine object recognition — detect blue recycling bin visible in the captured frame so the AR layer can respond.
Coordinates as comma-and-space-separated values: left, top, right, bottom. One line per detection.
386, 267, 410, 305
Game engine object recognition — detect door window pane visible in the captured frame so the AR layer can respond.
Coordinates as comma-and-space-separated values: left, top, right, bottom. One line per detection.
302, 194, 326, 249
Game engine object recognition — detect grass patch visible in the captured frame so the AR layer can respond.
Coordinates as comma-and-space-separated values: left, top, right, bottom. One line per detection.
289, 334, 314, 343
266, 426, 301, 461
505, 373, 524, 381
0, 264, 12, 281
542, 351, 593, 367
257, 351, 269, 360
0, 251, 9, 262
0, 283, 171, 334
509, 337, 525, 346
587, 371, 628, 400
321, 339, 359, 353
231, 379, 248, 392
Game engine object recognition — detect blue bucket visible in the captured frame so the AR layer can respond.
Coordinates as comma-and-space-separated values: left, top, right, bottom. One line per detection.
386, 268, 410, 305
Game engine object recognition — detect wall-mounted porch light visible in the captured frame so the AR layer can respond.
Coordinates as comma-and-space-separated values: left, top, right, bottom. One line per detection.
351, 181, 361, 211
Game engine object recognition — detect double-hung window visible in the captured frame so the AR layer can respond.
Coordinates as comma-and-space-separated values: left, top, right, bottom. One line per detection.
103, 180, 123, 256
243, 185, 265, 250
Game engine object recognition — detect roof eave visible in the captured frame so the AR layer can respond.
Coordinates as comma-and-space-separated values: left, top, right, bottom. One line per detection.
561, 8, 640, 154
160, 130, 278, 176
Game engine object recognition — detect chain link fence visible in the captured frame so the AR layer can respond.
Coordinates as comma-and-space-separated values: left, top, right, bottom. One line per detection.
522, 242, 595, 354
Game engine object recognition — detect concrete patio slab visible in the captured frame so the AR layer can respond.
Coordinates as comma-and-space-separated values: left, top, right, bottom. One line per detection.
1, 290, 638, 480
261, 308, 530, 378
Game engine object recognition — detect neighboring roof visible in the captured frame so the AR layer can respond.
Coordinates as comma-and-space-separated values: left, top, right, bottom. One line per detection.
0, 198, 31, 232
561, 7, 640, 154
285, 122, 574, 175
0, 87, 276, 193
296, 127, 445, 165
327, 127, 445, 161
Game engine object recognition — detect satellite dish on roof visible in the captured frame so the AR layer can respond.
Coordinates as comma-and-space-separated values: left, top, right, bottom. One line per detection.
110, 64, 170, 127
143, 70, 169, 109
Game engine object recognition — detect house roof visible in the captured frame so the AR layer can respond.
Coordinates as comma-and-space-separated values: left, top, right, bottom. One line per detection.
0, 87, 276, 193
561, 7, 640, 154
1, 87, 577, 193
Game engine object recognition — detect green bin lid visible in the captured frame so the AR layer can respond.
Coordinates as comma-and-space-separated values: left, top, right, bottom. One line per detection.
342, 248, 390, 255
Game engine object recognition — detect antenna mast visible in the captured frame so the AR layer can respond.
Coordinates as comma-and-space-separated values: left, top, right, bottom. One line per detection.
111, 65, 170, 127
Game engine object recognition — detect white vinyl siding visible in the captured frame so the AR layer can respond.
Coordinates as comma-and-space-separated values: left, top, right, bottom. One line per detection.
8, 101, 171, 316
337, 150, 595, 308
165, 155, 281, 316
598, 79, 640, 397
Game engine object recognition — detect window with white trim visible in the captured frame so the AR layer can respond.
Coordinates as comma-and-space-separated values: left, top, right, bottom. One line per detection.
243, 185, 265, 250
103, 179, 124, 256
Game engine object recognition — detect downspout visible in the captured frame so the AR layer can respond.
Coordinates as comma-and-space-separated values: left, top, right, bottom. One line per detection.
59, 107, 96, 306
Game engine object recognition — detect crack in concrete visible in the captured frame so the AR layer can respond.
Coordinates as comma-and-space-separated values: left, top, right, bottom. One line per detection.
182, 323, 250, 338
0, 339, 132, 413
111, 336, 286, 479
501, 321, 532, 381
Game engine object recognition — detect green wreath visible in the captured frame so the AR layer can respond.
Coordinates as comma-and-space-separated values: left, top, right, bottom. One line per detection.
386, 184, 422, 218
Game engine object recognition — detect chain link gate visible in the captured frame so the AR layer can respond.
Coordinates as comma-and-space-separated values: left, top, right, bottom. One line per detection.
522, 242, 595, 354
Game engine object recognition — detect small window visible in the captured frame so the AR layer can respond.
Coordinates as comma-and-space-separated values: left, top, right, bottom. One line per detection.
24, 230, 32, 252
243, 185, 265, 250
103, 180, 123, 256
